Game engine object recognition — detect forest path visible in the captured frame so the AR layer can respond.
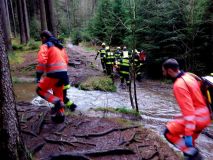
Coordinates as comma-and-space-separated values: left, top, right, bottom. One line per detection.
12, 43, 213, 159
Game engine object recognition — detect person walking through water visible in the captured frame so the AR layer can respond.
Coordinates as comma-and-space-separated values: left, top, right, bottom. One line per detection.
162, 58, 211, 160
36, 30, 76, 123
95, 42, 107, 73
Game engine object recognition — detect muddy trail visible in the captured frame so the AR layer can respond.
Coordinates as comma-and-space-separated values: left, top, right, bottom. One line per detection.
17, 102, 180, 160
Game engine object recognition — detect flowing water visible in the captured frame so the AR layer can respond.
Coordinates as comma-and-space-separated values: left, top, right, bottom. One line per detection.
16, 80, 213, 159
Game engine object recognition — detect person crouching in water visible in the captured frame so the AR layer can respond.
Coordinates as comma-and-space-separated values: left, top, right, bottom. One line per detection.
36, 30, 71, 123
162, 58, 211, 160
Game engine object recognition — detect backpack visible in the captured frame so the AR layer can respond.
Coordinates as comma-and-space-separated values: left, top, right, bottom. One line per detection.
189, 73, 213, 120
139, 50, 146, 62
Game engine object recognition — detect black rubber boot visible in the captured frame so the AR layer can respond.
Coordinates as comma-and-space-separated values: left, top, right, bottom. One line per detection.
184, 148, 203, 160
68, 103, 77, 112
51, 112, 65, 123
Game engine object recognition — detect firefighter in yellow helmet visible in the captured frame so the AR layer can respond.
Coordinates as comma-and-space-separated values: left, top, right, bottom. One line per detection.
133, 49, 144, 82
95, 42, 107, 73
105, 46, 115, 77
119, 46, 131, 89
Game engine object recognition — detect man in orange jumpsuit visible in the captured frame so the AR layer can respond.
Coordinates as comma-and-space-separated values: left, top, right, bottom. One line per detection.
36, 30, 76, 123
162, 58, 211, 160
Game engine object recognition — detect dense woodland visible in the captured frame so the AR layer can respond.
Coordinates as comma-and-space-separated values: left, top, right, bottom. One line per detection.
1, 0, 213, 77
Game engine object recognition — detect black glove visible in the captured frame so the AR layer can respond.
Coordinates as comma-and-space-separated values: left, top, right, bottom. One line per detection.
36, 72, 43, 83
56, 79, 64, 87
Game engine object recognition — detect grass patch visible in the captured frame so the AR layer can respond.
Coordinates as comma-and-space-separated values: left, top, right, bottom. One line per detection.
9, 38, 40, 65
12, 76, 23, 84
84, 46, 95, 52
94, 107, 140, 117
80, 41, 96, 52
12, 38, 40, 51
80, 76, 116, 92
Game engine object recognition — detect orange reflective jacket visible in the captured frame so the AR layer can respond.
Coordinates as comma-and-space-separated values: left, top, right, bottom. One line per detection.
36, 44, 68, 74
173, 73, 211, 136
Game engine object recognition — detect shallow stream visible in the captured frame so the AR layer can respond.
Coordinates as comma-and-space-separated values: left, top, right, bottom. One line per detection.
14, 81, 213, 159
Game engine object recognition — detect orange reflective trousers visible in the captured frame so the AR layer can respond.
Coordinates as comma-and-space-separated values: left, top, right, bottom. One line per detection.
37, 77, 64, 113
165, 107, 210, 155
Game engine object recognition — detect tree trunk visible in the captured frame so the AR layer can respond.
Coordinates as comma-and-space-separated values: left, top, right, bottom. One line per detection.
130, 0, 138, 112
16, 0, 30, 43
8, 0, 17, 37
22, 0, 30, 41
128, 83, 135, 109
66, 0, 71, 32
39, 0, 47, 31
45, 0, 57, 36
0, 6, 31, 160
0, 0, 12, 51
4, 0, 12, 38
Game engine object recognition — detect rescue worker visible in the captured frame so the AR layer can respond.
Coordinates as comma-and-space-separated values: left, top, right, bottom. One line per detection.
133, 49, 143, 82
95, 42, 107, 73
105, 46, 115, 77
162, 58, 211, 160
114, 46, 122, 77
114, 46, 122, 63
63, 77, 77, 111
36, 30, 75, 123
119, 46, 131, 89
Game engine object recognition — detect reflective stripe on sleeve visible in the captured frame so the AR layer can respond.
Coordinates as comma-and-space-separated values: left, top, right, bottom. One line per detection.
195, 107, 209, 114
185, 124, 195, 130
184, 115, 195, 121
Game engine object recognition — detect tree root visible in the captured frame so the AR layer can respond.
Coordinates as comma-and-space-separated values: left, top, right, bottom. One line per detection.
48, 148, 134, 160
72, 141, 96, 146
48, 153, 91, 160
84, 148, 135, 156
21, 129, 37, 137
44, 137, 77, 147
24, 112, 36, 121
74, 125, 140, 138
30, 142, 46, 155
141, 145, 159, 160
56, 124, 66, 132
202, 130, 213, 139
32, 110, 48, 134
74, 120, 90, 128
119, 131, 141, 146
44, 137, 96, 147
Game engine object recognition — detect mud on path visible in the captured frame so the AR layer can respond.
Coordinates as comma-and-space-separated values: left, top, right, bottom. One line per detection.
66, 43, 104, 85
17, 102, 180, 160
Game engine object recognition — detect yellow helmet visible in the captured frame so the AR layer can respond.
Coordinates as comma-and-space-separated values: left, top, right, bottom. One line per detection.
105, 46, 110, 50
135, 49, 139, 53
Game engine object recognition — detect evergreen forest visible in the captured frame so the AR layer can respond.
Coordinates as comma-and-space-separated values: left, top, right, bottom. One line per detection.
2, 0, 213, 77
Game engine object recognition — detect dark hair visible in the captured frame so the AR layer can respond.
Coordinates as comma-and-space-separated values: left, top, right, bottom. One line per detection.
162, 58, 179, 70
40, 30, 53, 39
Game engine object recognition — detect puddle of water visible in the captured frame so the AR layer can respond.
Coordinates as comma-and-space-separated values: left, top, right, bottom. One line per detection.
13, 82, 37, 102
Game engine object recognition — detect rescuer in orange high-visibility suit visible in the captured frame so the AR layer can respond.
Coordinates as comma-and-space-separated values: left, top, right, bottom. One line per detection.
36, 30, 69, 123
162, 58, 211, 160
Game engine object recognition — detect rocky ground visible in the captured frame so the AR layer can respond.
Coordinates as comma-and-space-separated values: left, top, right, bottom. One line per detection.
17, 102, 180, 160
11, 43, 183, 160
